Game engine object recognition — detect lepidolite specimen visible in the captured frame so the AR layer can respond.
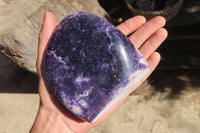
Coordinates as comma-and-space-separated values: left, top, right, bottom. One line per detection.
45, 12, 150, 122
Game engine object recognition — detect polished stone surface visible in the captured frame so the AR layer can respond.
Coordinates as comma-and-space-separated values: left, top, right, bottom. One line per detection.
45, 12, 149, 122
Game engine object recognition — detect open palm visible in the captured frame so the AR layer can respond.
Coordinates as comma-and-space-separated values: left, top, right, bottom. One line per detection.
32, 12, 167, 133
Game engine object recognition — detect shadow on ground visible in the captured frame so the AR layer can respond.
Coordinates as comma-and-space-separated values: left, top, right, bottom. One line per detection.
148, 69, 200, 99
0, 53, 38, 93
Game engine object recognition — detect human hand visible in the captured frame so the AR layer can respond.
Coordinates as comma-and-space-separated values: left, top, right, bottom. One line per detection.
31, 12, 167, 133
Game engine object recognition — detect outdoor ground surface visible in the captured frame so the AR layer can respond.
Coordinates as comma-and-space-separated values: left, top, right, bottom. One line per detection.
1, 0, 200, 132
0, 49, 200, 133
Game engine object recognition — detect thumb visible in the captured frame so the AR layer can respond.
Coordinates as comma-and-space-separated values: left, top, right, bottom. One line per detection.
37, 12, 57, 77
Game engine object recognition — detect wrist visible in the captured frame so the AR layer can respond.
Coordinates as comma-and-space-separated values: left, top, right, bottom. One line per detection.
30, 105, 74, 133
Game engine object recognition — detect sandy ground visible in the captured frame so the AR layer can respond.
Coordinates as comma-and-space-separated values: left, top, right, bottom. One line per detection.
0, 52, 200, 133
0, 94, 39, 133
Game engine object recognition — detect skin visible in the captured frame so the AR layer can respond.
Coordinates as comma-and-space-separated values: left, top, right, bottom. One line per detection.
30, 12, 168, 133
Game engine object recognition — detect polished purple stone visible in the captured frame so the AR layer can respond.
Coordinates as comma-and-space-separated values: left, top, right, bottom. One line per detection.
45, 12, 150, 122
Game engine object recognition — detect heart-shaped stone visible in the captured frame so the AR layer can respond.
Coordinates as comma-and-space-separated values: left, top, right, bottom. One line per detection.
45, 12, 150, 122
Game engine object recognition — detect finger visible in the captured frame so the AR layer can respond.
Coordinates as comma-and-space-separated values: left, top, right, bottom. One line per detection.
146, 52, 161, 76
117, 16, 146, 36
37, 12, 57, 74
129, 16, 166, 48
139, 28, 168, 59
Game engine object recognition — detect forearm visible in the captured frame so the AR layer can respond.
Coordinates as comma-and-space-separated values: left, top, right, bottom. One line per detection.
30, 106, 73, 133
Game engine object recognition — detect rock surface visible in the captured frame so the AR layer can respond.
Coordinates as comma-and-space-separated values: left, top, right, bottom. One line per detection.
0, 0, 108, 73
45, 12, 149, 122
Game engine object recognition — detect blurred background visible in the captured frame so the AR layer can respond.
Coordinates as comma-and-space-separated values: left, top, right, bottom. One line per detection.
0, 0, 200, 132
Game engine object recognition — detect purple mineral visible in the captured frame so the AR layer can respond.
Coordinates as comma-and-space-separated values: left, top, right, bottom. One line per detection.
45, 12, 150, 122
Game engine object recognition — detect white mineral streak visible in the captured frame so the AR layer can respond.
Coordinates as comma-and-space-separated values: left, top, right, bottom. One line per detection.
71, 105, 82, 115
48, 51, 69, 69
79, 100, 88, 108
75, 73, 90, 85
79, 89, 92, 97
139, 58, 148, 65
